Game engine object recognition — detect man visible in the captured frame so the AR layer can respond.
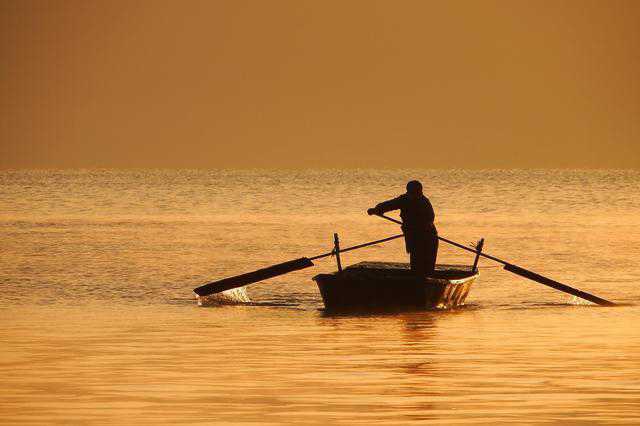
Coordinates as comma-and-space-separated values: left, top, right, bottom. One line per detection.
367, 180, 438, 276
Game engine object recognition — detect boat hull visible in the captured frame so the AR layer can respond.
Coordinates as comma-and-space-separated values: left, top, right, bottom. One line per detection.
313, 262, 477, 311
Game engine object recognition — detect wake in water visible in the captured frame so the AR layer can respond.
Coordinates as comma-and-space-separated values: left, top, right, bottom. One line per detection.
196, 287, 251, 306
196, 289, 316, 310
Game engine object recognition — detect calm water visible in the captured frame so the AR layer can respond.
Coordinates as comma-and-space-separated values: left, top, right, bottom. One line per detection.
1, 169, 639, 425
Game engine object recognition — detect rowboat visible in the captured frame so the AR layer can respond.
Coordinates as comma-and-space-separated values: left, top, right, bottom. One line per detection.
193, 216, 616, 308
313, 261, 478, 311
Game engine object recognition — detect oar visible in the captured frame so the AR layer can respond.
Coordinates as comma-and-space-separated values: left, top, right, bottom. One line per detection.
376, 214, 616, 306
193, 233, 404, 297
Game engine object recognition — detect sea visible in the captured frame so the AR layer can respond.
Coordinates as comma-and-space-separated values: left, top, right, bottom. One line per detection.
1, 169, 639, 425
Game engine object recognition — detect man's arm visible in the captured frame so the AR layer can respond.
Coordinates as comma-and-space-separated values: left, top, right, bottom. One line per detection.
367, 196, 404, 215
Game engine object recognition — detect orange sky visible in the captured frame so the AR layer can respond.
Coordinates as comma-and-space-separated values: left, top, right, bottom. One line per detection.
1, 0, 639, 169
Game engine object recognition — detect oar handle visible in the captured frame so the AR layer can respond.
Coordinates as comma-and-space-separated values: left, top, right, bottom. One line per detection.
377, 213, 505, 263
309, 233, 404, 260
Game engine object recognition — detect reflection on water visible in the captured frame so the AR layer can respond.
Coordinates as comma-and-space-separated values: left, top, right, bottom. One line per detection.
2, 302, 640, 424
1, 169, 640, 424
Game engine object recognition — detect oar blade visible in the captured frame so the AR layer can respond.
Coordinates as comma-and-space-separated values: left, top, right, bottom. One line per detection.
193, 257, 315, 297
503, 263, 616, 306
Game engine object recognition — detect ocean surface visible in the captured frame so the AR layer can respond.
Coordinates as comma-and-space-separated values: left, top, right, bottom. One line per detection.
1, 169, 639, 425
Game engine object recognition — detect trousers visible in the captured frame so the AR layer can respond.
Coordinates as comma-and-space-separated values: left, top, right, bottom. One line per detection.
407, 233, 438, 276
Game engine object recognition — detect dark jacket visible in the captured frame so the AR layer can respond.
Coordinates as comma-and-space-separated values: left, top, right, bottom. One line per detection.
374, 194, 437, 237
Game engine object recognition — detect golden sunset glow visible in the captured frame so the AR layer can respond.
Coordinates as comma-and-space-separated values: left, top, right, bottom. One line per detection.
2, 0, 639, 169
2, 3, 640, 424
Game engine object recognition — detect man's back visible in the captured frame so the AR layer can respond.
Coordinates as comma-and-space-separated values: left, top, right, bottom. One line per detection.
373, 193, 436, 234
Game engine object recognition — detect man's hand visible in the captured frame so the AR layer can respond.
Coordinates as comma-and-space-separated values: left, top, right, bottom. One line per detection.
367, 207, 379, 216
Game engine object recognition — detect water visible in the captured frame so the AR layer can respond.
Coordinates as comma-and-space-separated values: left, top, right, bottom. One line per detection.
1, 169, 639, 424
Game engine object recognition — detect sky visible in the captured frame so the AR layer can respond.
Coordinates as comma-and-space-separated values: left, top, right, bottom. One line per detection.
1, 0, 639, 169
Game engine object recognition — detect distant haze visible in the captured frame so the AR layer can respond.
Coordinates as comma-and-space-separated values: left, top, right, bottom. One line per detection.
2, 0, 639, 169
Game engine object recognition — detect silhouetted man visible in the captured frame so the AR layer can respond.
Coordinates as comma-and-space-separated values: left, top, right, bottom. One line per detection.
367, 180, 438, 276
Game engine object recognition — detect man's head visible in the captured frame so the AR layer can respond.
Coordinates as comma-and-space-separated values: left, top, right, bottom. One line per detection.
406, 180, 423, 197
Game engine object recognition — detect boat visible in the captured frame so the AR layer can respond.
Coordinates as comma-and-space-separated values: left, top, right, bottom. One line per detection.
313, 261, 478, 311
